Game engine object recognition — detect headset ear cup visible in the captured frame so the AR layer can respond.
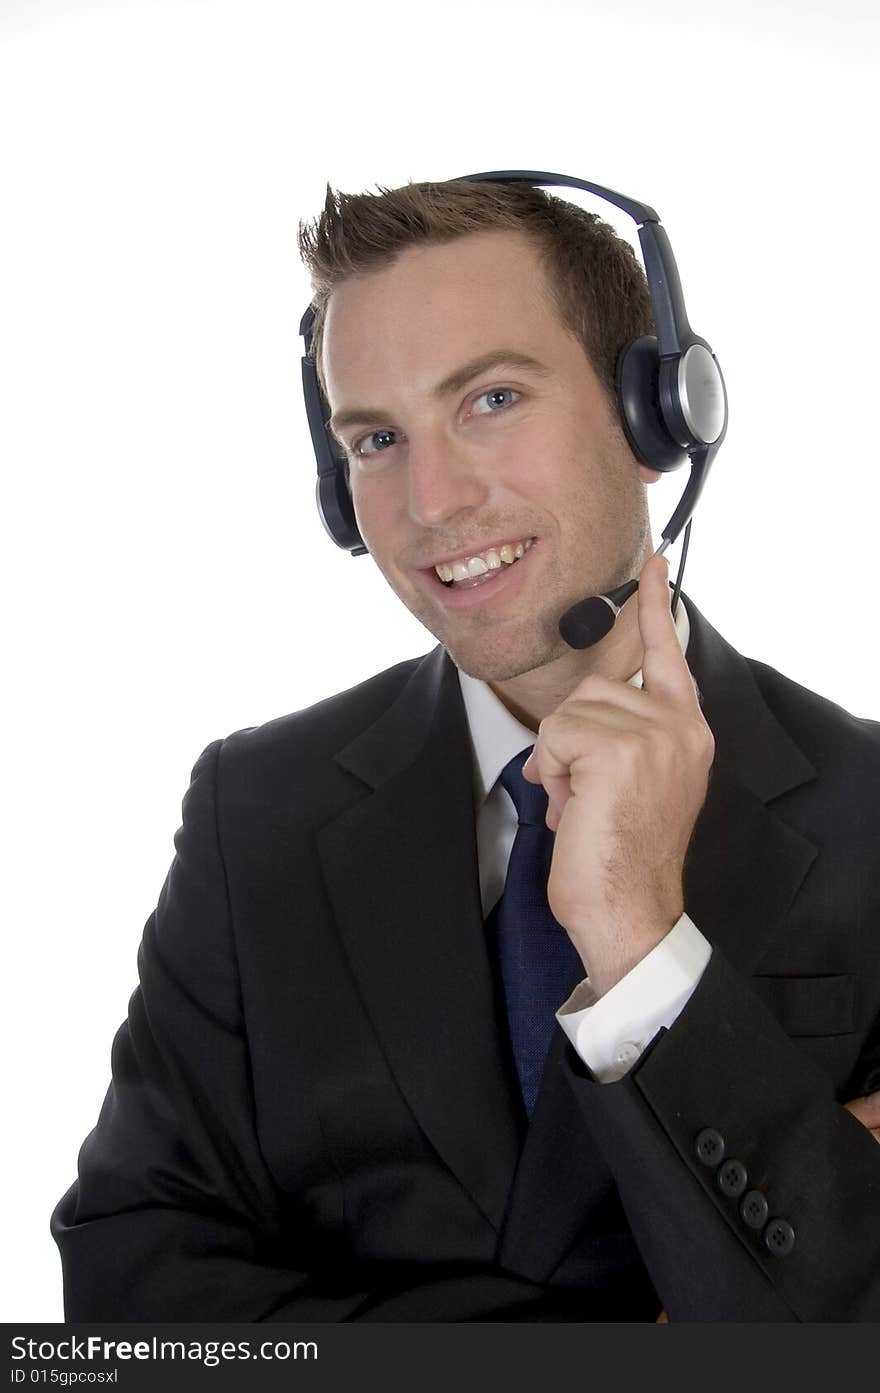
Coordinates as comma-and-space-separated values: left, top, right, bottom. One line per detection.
302, 341, 368, 553
316, 458, 367, 554
616, 336, 688, 473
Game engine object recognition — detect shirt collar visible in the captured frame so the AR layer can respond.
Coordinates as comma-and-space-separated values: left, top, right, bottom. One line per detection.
457, 597, 691, 805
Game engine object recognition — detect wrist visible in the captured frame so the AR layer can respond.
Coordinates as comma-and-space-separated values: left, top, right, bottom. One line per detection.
569, 898, 684, 998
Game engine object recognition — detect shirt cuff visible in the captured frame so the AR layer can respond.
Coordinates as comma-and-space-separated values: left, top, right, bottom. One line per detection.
556, 912, 712, 1082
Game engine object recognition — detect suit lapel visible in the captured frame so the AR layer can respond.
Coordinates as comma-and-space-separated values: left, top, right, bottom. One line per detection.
316, 646, 522, 1233
681, 598, 819, 972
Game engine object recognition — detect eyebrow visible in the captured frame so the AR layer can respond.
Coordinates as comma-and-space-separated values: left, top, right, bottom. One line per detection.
327, 349, 552, 443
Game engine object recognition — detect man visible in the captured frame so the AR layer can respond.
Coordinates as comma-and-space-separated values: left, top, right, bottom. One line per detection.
52, 178, 880, 1322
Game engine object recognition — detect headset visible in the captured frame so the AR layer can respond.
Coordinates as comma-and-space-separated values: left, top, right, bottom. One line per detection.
299, 169, 727, 649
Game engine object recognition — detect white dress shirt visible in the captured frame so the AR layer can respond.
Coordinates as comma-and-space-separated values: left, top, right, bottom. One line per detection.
457, 597, 712, 1084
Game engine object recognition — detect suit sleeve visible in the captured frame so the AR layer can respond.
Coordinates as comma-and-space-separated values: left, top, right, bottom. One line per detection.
561, 947, 880, 1322
51, 740, 344, 1319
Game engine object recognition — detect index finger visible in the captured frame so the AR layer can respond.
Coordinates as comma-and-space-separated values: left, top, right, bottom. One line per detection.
637, 553, 700, 708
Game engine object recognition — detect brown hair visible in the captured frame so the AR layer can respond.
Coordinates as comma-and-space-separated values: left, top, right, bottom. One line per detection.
297, 179, 655, 412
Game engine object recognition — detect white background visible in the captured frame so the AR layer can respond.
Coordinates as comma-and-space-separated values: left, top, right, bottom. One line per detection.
1, 0, 877, 1322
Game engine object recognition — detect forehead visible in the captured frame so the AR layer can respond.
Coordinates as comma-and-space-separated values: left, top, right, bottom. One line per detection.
321, 229, 571, 403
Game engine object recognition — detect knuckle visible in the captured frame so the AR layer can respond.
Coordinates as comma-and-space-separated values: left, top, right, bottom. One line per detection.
684, 714, 714, 757
698, 720, 716, 761
575, 674, 609, 701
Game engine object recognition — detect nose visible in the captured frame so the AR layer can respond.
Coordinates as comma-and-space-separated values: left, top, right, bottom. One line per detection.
405, 427, 490, 529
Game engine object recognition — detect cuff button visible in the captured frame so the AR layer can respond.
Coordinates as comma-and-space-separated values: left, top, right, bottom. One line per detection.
614, 1041, 642, 1069
695, 1128, 726, 1166
763, 1218, 796, 1258
717, 1158, 749, 1198
739, 1189, 769, 1230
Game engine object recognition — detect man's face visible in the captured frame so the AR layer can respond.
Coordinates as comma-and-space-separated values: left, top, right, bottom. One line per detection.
322, 229, 656, 682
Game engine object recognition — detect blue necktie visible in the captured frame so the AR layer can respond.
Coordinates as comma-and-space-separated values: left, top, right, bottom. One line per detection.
487, 747, 581, 1118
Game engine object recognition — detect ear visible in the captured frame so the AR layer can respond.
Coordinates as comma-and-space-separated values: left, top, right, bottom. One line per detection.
639, 464, 662, 485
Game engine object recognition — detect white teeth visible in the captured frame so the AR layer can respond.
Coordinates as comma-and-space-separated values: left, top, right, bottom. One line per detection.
434, 538, 534, 583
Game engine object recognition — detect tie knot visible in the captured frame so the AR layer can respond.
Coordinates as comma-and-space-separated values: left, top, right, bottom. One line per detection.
498, 746, 549, 827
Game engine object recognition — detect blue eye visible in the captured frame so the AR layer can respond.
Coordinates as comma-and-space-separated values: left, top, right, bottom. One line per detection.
472, 387, 520, 414
354, 428, 398, 457
350, 386, 520, 462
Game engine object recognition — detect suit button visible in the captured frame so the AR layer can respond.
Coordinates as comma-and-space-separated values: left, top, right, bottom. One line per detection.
695, 1128, 726, 1166
739, 1189, 769, 1230
717, 1158, 748, 1197
763, 1218, 796, 1257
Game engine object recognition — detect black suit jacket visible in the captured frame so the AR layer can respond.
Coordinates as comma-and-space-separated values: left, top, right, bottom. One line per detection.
52, 598, 880, 1321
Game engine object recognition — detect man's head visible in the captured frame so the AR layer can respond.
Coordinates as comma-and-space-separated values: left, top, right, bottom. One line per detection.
297, 179, 660, 685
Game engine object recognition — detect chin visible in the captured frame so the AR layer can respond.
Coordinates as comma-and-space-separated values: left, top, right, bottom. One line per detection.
393, 574, 578, 682
443, 623, 571, 685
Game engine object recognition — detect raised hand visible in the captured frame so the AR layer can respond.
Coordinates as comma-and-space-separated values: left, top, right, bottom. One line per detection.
522, 553, 715, 997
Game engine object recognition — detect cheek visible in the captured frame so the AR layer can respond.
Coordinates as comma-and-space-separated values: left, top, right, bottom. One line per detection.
350, 476, 408, 562
509, 407, 589, 488
349, 472, 385, 530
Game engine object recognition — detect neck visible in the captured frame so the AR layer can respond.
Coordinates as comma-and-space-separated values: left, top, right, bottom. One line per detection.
489, 594, 645, 730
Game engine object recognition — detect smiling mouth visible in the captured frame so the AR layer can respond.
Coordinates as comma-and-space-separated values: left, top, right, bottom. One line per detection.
432, 537, 535, 588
